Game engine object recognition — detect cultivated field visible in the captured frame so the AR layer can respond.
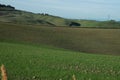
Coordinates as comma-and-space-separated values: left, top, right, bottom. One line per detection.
0, 22, 120, 55
0, 42, 120, 80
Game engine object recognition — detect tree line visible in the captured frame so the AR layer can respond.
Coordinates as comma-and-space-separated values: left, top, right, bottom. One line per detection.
0, 4, 15, 10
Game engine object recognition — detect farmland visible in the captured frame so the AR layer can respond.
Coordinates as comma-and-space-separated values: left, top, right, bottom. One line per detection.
0, 22, 120, 80
0, 22, 120, 55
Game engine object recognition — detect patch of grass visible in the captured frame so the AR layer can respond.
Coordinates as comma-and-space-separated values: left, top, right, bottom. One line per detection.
0, 42, 120, 80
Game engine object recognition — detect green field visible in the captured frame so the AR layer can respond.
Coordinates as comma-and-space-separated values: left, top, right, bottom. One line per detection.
0, 42, 120, 80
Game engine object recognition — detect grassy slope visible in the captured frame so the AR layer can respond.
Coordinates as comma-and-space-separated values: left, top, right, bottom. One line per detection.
0, 22, 120, 55
1, 10, 120, 28
0, 10, 70, 26
0, 42, 120, 80
73, 19, 120, 28
75, 20, 99, 27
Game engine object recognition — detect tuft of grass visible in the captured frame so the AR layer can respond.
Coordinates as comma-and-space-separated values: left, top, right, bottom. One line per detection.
72, 74, 76, 80
1, 64, 7, 80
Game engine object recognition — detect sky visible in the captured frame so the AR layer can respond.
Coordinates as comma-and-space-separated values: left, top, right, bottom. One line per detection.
0, 0, 120, 21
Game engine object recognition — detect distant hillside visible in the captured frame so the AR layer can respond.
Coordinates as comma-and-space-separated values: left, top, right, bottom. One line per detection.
0, 4, 74, 26
0, 10, 56, 26
74, 19, 120, 28
0, 4, 120, 28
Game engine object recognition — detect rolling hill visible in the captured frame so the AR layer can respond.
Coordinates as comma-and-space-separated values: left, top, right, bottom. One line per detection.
1, 4, 120, 28
0, 4, 72, 26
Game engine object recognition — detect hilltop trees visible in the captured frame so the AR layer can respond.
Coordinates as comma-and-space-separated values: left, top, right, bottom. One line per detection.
0, 4, 15, 10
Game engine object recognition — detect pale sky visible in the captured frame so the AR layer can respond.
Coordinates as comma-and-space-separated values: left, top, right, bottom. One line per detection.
0, 0, 120, 21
